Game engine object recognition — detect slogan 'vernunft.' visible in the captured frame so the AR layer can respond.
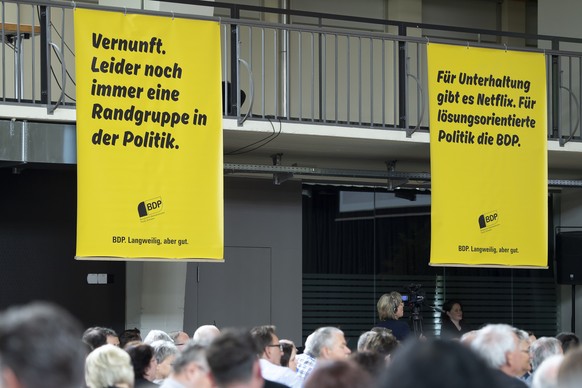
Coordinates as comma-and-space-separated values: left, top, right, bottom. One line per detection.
75, 9, 223, 260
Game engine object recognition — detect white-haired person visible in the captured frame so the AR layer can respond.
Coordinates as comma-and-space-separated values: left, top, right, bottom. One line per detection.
143, 329, 173, 345
470, 324, 527, 388
85, 344, 134, 388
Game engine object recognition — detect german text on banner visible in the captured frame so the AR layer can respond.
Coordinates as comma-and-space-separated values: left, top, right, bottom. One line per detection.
428, 43, 547, 267
74, 9, 223, 260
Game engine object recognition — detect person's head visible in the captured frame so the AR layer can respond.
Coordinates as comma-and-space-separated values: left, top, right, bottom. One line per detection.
441, 300, 463, 323
169, 331, 191, 350
193, 325, 221, 347
103, 328, 120, 347
377, 339, 502, 388
170, 343, 212, 388
0, 302, 86, 388
206, 328, 263, 388
302, 332, 315, 357
556, 332, 580, 354
470, 324, 522, 377
85, 344, 134, 388
151, 340, 179, 381
250, 325, 282, 365
532, 354, 564, 388
557, 346, 582, 388
83, 327, 108, 351
377, 292, 403, 320
530, 337, 563, 371
359, 328, 398, 357
310, 327, 351, 361
119, 328, 141, 349
126, 343, 157, 381
350, 351, 386, 377
357, 331, 375, 352
514, 328, 532, 375
143, 329, 173, 345
303, 359, 372, 388
279, 339, 297, 371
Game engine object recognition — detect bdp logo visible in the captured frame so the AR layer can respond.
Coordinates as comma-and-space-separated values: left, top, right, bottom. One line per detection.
138, 196, 163, 219
478, 211, 499, 231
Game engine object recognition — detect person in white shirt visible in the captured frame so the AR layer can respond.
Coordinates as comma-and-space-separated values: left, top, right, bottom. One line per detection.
250, 325, 302, 388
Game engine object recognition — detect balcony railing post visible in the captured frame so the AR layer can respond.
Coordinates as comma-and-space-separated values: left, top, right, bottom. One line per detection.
230, 5, 239, 118
398, 24, 407, 130
40, 6, 48, 104
552, 39, 560, 140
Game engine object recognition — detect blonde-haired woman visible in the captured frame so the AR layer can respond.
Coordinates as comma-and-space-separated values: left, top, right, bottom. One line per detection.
373, 292, 410, 342
85, 344, 134, 388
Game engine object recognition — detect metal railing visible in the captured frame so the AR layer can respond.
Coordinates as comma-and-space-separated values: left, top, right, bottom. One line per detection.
2, 0, 582, 145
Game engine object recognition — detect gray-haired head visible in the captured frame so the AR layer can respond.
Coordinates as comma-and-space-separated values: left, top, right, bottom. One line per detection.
310, 327, 343, 359
514, 328, 529, 342
143, 329, 173, 344
531, 337, 563, 371
151, 339, 179, 364
172, 343, 208, 375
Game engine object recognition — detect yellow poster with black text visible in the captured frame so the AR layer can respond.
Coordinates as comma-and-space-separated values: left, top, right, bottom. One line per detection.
74, 9, 223, 260
428, 44, 547, 267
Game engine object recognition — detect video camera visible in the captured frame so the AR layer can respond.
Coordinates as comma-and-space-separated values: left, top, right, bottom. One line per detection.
401, 283, 425, 306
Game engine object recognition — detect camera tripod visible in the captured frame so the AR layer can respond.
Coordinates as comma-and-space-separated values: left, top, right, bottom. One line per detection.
409, 303, 424, 337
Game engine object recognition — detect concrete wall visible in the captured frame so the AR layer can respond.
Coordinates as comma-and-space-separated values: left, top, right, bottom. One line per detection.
128, 177, 303, 344
538, 0, 582, 334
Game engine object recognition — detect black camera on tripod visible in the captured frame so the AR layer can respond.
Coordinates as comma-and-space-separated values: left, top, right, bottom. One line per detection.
401, 283, 425, 307
402, 283, 425, 337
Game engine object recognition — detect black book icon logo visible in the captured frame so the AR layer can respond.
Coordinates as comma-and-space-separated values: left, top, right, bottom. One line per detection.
478, 215, 486, 229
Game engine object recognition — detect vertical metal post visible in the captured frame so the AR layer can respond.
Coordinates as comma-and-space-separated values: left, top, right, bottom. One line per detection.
552, 39, 559, 139
572, 284, 576, 332
398, 25, 407, 130
40, 6, 48, 104
281, 0, 289, 119
318, 18, 322, 121
230, 5, 239, 117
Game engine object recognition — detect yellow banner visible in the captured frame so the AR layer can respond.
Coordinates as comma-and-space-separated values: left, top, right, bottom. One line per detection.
74, 9, 223, 260
428, 44, 547, 267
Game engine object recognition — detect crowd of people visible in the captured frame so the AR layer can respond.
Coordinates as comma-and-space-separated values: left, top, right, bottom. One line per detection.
0, 296, 581, 388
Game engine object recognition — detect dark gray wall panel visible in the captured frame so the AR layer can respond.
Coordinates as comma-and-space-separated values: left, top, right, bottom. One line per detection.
0, 168, 125, 332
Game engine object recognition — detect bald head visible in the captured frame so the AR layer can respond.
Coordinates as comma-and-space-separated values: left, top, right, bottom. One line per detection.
193, 325, 220, 347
